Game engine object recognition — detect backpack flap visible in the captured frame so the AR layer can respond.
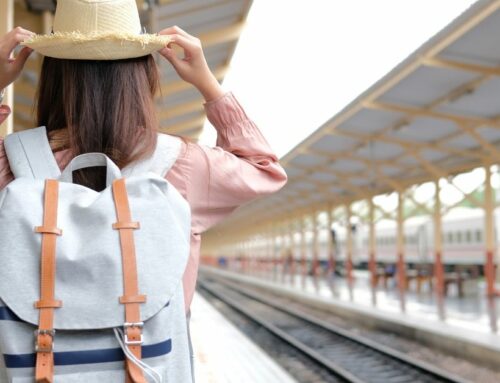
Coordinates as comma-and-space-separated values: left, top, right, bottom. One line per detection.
0, 174, 191, 330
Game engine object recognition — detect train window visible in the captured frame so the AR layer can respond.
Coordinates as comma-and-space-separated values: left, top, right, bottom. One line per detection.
456, 231, 462, 243
447, 232, 453, 243
465, 230, 472, 243
476, 230, 482, 242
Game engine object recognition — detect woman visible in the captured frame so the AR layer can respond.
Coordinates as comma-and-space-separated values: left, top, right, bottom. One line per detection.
0, 28, 287, 312
0, 1, 286, 381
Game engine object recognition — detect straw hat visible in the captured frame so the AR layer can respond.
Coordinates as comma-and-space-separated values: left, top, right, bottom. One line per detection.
21, 0, 172, 60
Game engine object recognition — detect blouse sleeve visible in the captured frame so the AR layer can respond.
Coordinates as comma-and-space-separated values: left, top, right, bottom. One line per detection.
165, 92, 287, 235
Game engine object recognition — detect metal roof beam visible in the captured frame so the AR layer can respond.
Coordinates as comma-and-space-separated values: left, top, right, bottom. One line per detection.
422, 57, 500, 76
364, 101, 500, 129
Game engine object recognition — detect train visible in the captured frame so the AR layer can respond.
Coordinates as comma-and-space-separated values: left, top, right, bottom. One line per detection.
325, 207, 496, 269
215, 207, 497, 275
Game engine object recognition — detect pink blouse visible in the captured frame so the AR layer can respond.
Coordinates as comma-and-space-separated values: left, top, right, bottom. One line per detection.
0, 92, 287, 312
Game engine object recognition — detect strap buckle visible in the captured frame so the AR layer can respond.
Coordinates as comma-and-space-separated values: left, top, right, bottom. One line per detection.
123, 322, 144, 345
34, 329, 56, 353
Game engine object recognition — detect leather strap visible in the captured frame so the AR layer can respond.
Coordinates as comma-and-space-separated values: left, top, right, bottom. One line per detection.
34, 179, 62, 383
112, 178, 147, 383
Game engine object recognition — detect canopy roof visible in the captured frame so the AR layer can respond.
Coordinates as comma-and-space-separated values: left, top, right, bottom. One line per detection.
13, 0, 253, 140
209, 0, 500, 235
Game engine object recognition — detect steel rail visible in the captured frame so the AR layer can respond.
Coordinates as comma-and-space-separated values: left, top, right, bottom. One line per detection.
198, 274, 469, 383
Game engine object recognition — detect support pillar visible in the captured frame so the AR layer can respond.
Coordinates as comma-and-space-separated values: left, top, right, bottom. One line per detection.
368, 198, 377, 288
484, 165, 498, 296
346, 204, 354, 285
273, 225, 278, 281
281, 224, 287, 283
434, 179, 445, 295
266, 229, 272, 279
300, 217, 307, 284
0, 0, 14, 136
397, 191, 406, 293
327, 205, 335, 278
312, 211, 319, 278
288, 220, 296, 284
42, 10, 53, 34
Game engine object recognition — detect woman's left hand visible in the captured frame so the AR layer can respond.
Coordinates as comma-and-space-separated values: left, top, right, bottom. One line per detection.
157, 26, 224, 102
0, 27, 35, 90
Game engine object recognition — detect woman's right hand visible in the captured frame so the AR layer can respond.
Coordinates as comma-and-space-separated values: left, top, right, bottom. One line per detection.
0, 26, 35, 91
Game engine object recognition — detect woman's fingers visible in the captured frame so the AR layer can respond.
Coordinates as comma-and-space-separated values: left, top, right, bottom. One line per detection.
0, 27, 35, 89
11, 46, 33, 69
0, 105, 11, 126
158, 25, 196, 41
0, 27, 35, 58
166, 33, 202, 59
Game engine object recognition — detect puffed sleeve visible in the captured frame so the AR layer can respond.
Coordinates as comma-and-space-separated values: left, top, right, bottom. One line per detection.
166, 91, 287, 234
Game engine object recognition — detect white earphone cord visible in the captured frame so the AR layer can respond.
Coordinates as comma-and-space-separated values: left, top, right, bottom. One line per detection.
113, 328, 163, 383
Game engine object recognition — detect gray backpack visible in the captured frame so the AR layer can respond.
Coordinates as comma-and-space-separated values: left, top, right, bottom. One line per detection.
0, 127, 193, 383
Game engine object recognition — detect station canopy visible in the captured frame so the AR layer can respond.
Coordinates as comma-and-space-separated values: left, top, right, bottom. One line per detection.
14, 0, 252, 140
207, 0, 500, 236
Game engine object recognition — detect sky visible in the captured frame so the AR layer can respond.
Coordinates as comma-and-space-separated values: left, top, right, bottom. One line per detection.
198, 0, 478, 159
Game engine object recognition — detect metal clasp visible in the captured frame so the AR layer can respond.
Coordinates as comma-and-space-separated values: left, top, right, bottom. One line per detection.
123, 322, 144, 345
34, 329, 56, 353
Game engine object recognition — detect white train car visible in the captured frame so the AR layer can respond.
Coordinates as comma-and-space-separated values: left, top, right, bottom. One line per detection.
322, 208, 499, 268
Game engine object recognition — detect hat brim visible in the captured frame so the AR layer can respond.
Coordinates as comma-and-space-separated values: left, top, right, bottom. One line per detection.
22, 32, 172, 60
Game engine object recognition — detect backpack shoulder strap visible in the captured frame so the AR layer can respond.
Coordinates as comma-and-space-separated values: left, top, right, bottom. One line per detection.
3, 126, 61, 180
122, 133, 182, 178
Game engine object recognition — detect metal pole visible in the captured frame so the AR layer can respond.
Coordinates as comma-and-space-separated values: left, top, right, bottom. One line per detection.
312, 211, 319, 278
0, 0, 14, 136
266, 229, 272, 279
42, 10, 53, 34
300, 217, 307, 286
273, 225, 278, 281
327, 205, 335, 278
434, 179, 445, 295
346, 204, 354, 285
484, 165, 497, 296
281, 224, 287, 284
288, 220, 296, 284
369, 198, 377, 288
397, 191, 407, 294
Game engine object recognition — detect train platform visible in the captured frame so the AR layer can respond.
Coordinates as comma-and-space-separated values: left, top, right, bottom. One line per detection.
200, 266, 500, 369
189, 292, 298, 383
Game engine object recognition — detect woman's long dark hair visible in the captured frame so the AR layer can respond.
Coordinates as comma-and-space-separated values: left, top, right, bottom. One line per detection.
36, 54, 161, 191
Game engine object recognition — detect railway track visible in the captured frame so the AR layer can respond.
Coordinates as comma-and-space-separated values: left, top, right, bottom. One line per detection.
198, 274, 469, 383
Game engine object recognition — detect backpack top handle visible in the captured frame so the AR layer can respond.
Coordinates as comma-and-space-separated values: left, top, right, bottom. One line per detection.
60, 152, 122, 187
